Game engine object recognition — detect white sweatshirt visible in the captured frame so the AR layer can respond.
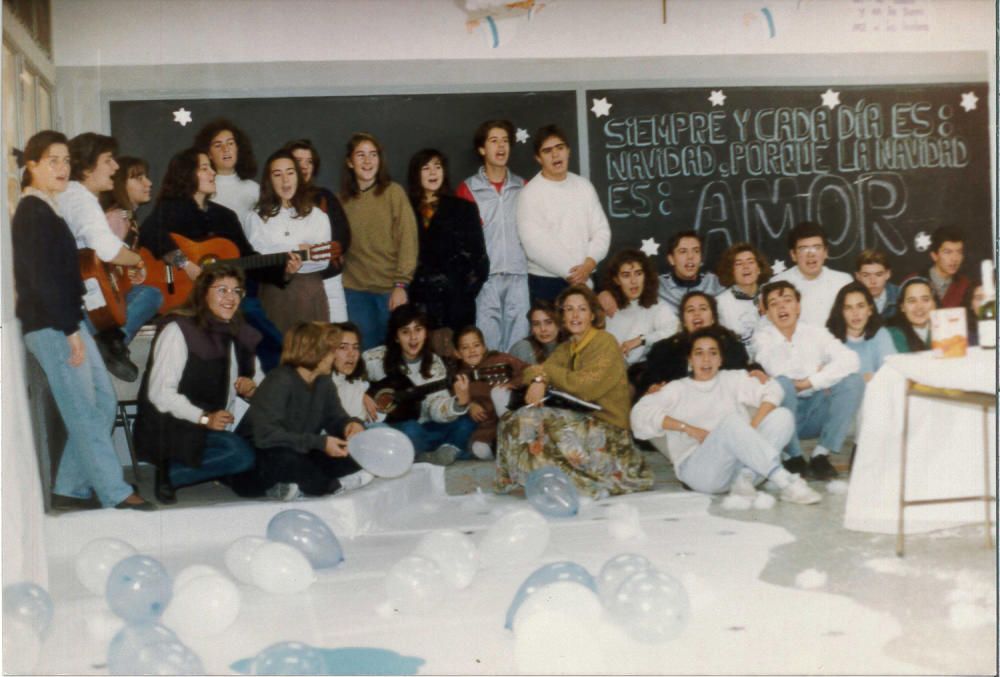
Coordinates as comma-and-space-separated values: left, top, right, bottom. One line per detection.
605, 299, 679, 364
213, 174, 259, 224
752, 322, 860, 397
331, 372, 369, 420
772, 265, 853, 328
630, 370, 784, 468
516, 172, 610, 279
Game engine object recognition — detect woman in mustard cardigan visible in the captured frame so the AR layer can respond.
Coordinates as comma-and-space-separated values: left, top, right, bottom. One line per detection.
495, 284, 653, 498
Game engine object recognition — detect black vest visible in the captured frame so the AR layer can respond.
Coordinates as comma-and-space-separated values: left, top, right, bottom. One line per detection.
135, 315, 260, 468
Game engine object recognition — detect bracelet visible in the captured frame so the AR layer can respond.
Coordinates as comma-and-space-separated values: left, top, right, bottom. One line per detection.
394, 282, 408, 290
679, 422, 687, 432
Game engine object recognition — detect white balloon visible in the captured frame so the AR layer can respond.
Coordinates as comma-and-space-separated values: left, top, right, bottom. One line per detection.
224, 536, 268, 585
75, 538, 138, 595
384, 555, 447, 614
478, 509, 550, 568
162, 574, 241, 638
172, 565, 223, 591
250, 542, 316, 594
2, 619, 40, 674
608, 569, 690, 643
413, 530, 479, 590
348, 427, 415, 478
84, 608, 124, 643
597, 553, 653, 607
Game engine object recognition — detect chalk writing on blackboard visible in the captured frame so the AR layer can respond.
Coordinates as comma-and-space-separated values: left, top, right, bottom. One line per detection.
851, 0, 930, 34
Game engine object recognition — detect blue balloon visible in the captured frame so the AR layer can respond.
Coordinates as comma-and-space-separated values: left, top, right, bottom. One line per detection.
267, 509, 344, 569
108, 622, 202, 675
2, 582, 53, 636
105, 555, 172, 623
504, 561, 596, 629
252, 641, 326, 675
525, 466, 579, 517
231, 646, 425, 675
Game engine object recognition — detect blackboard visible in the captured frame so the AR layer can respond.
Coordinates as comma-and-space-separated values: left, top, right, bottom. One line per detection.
586, 83, 992, 281
110, 91, 577, 209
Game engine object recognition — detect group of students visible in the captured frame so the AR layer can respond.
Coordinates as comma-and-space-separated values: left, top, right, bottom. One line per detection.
11, 115, 986, 512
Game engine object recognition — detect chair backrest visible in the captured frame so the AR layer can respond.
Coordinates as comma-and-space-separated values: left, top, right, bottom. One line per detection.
110, 329, 154, 403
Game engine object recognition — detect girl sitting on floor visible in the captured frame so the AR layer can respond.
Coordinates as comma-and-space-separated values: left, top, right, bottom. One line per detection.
363, 304, 475, 466
631, 328, 820, 504
451, 326, 526, 461
509, 298, 563, 365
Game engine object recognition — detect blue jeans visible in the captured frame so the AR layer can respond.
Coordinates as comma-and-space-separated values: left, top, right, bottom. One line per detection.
776, 373, 865, 458
167, 431, 255, 487
390, 415, 477, 458
476, 273, 530, 352
345, 289, 391, 351
528, 274, 569, 304
82, 283, 162, 344
24, 324, 133, 507
240, 296, 283, 373
122, 284, 163, 344
677, 409, 793, 494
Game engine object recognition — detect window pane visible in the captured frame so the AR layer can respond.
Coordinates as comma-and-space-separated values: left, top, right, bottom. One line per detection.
19, 65, 36, 141
4, 44, 19, 214
38, 82, 51, 130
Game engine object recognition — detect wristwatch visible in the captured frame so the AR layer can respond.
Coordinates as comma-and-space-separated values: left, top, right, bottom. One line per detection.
198, 412, 210, 427
532, 374, 546, 384
639, 334, 646, 346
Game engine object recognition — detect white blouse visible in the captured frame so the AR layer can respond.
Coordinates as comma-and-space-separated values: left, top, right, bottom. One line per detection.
244, 206, 331, 275
605, 299, 678, 364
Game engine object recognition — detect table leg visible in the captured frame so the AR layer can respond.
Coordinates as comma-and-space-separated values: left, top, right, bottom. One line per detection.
897, 380, 911, 557
983, 402, 994, 550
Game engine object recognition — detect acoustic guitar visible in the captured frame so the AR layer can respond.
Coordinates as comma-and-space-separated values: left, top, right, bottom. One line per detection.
78, 248, 132, 332
139, 233, 336, 312
367, 363, 513, 423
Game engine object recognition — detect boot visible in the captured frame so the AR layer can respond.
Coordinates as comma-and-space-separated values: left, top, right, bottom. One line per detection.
95, 328, 139, 382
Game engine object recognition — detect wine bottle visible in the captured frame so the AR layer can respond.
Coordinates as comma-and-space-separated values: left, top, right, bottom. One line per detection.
977, 259, 996, 349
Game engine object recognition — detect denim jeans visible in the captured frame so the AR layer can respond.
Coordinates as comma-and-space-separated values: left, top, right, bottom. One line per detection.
776, 373, 865, 458
240, 296, 284, 373
476, 273, 530, 352
677, 408, 794, 494
122, 284, 163, 344
345, 289, 391, 351
390, 415, 477, 458
167, 430, 255, 487
24, 323, 133, 507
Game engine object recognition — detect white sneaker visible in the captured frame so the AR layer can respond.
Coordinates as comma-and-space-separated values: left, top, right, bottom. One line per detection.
266, 482, 301, 501
729, 469, 758, 498
780, 476, 822, 505
337, 469, 375, 492
471, 441, 493, 460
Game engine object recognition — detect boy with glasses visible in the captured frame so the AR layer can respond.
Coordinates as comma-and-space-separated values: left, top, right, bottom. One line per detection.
772, 221, 852, 326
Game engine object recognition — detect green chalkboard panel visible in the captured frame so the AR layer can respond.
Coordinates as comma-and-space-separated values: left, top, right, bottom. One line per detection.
586, 83, 992, 280
110, 90, 577, 210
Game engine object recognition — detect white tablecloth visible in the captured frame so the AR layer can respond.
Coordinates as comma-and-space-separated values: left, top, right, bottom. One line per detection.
844, 348, 997, 534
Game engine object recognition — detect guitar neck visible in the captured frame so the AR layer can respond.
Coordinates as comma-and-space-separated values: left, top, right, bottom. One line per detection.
220, 248, 310, 271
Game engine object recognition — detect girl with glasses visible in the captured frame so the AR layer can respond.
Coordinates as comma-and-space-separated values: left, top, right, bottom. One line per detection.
135, 263, 260, 504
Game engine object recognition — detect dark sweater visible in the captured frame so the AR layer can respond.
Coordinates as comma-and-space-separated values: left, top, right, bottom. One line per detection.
409, 194, 489, 332
12, 195, 85, 335
312, 186, 351, 278
639, 326, 752, 396
237, 364, 360, 453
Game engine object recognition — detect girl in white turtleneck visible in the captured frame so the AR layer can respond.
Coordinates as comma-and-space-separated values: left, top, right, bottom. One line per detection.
601, 249, 678, 366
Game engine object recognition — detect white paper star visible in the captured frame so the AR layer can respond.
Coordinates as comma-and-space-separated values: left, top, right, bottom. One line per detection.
771, 259, 788, 275
820, 88, 841, 110
640, 238, 660, 258
515, 128, 529, 144
708, 90, 727, 107
960, 91, 979, 112
172, 107, 192, 127
590, 97, 612, 118
914, 231, 932, 252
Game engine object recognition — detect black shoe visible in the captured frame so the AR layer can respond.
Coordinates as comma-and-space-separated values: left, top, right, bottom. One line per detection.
96, 330, 139, 382
783, 456, 809, 477
114, 493, 157, 511
809, 454, 838, 481
154, 469, 177, 505
50, 493, 101, 512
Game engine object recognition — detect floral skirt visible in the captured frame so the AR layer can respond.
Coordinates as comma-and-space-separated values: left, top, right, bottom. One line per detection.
495, 407, 654, 499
